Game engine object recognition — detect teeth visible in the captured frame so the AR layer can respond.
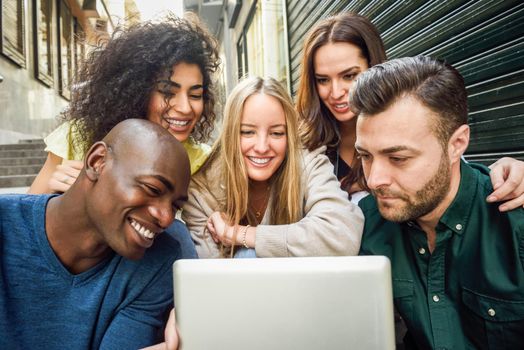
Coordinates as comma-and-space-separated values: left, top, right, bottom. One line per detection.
130, 219, 155, 240
335, 103, 348, 108
249, 157, 270, 164
165, 118, 190, 127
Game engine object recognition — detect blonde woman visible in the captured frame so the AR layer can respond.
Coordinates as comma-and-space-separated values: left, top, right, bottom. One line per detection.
182, 77, 364, 258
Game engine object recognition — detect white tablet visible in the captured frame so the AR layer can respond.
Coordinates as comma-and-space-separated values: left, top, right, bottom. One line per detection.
173, 256, 395, 350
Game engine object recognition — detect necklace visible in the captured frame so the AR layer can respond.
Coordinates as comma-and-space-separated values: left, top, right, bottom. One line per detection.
249, 186, 270, 222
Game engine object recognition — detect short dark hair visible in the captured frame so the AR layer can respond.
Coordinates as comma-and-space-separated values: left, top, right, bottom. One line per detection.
351, 56, 468, 145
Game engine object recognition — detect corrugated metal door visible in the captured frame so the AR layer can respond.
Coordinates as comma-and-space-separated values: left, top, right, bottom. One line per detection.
286, 0, 524, 163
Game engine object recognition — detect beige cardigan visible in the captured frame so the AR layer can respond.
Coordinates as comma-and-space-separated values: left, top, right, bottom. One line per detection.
182, 146, 364, 258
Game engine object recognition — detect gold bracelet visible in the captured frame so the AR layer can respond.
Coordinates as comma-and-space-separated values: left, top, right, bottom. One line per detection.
242, 225, 251, 249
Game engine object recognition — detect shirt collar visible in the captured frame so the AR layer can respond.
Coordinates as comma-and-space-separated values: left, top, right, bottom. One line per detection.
439, 160, 479, 235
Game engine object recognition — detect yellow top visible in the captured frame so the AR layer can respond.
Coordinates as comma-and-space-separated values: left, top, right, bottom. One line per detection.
44, 121, 211, 175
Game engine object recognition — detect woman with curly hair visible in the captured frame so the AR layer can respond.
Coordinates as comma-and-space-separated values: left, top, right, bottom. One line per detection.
29, 13, 219, 194
183, 76, 363, 258
297, 12, 524, 209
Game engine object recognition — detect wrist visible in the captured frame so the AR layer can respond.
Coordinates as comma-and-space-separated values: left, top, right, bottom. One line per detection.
241, 226, 256, 248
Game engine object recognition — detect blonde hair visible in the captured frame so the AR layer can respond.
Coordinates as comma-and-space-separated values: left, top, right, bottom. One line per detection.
206, 77, 302, 254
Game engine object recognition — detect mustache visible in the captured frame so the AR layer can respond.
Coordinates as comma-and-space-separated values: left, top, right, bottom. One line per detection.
371, 187, 408, 201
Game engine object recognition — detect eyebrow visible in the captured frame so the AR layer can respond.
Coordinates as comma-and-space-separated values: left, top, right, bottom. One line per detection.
241, 123, 286, 128
140, 174, 175, 192
355, 145, 421, 155
157, 79, 203, 91
315, 66, 361, 77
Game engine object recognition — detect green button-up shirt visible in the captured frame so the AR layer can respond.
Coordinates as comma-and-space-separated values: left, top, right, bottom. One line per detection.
359, 161, 524, 350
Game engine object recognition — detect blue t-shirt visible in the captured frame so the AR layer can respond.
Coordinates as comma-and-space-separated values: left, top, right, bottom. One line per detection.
0, 194, 181, 349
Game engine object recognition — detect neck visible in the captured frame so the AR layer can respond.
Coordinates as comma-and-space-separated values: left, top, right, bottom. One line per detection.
248, 180, 270, 222
338, 119, 357, 165
249, 180, 270, 196
46, 187, 111, 274
416, 163, 462, 252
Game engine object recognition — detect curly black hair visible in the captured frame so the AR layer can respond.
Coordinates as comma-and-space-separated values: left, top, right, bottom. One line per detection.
65, 13, 220, 155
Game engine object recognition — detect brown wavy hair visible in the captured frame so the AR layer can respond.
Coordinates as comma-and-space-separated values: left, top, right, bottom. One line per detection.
296, 12, 386, 193
65, 13, 220, 155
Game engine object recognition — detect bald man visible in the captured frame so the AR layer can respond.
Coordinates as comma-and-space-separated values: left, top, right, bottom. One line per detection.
0, 119, 190, 349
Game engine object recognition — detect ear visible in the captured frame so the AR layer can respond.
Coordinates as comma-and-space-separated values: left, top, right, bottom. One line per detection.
84, 142, 108, 181
447, 124, 470, 164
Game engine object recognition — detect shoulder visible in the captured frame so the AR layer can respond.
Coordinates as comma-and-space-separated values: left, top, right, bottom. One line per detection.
190, 153, 221, 193
464, 163, 524, 265
299, 146, 330, 173
0, 194, 53, 248
183, 139, 212, 175
357, 195, 400, 254
0, 194, 49, 215
44, 122, 84, 160
301, 145, 328, 162
358, 195, 386, 229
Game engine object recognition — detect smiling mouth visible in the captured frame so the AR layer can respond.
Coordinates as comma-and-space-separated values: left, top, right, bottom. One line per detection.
331, 102, 349, 112
248, 156, 271, 165
164, 117, 191, 127
129, 218, 156, 240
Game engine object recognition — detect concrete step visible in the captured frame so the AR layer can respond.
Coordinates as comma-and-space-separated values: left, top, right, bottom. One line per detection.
0, 175, 36, 188
0, 139, 45, 188
18, 139, 46, 144
0, 157, 46, 166
0, 142, 46, 151
0, 186, 28, 194
0, 149, 47, 158
0, 164, 43, 176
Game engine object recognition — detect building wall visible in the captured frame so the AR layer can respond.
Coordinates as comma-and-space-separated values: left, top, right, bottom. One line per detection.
0, 0, 68, 143
204, 0, 290, 95
286, 0, 524, 163
0, 0, 120, 144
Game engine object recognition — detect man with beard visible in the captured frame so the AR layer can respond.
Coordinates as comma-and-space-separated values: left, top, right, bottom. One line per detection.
353, 56, 524, 349
0, 119, 189, 349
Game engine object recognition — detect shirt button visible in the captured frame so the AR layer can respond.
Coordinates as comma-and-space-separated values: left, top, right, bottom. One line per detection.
455, 224, 463, 231
418, 248, 426, 255
488, 308, 496, 317
432, 295, 440, 302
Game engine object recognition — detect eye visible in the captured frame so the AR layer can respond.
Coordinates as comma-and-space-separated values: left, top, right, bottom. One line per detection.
390, 156, 408, 164
357, 153, 371, 162
159, 89, 175, 98
343, 73, 358, 81
270, 131, 286, 137
190, 93, 203, 100
315, 77, 329, 85
240, 129, 255, 136
141, 183, 162, 196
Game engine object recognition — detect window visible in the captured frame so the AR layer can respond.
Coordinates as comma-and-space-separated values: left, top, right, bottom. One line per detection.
1, 0, 26, 67
34, 0, 53, 86
74, 19, 85, 71
236, 0, 289, 88
237, 34, 247, 78
58, 0, 73, 99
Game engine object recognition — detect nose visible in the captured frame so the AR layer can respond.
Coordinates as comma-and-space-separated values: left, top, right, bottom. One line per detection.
365, 160, 391, 190
170, 94, 192, 115
330, 79, 347, 100
253, 134, 269, 153
148, 201, 175, 229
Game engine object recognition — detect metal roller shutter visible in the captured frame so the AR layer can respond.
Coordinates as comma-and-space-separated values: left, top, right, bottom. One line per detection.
286, 0, 524, 163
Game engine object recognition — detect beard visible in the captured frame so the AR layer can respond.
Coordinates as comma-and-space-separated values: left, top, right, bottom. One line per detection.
372, 154, 451, 222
